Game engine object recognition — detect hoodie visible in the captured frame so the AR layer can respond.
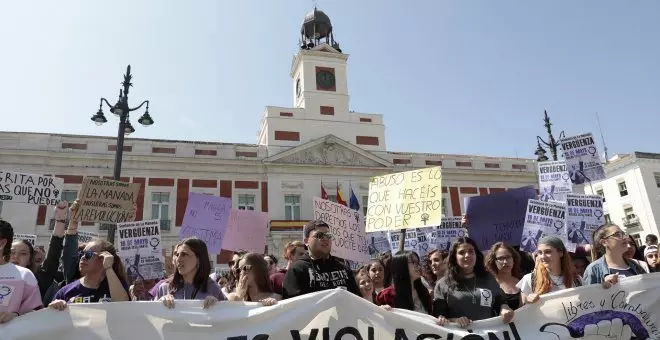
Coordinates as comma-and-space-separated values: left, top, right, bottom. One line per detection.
282, 254, 360, 299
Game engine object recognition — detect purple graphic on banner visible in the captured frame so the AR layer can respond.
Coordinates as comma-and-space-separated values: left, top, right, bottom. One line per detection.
464, 186, 537, 251
179, 193, 232, 253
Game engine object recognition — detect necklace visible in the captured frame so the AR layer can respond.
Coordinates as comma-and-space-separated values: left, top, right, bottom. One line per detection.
462, 276, 478, 304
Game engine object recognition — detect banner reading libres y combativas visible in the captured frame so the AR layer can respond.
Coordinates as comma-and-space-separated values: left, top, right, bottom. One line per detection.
2, 273, 659, 340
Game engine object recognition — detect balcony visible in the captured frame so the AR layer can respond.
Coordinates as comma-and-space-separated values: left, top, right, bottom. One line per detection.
622, 216, 641, 233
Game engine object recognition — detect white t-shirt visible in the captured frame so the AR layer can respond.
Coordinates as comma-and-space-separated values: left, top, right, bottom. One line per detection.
516, 273, 567, 295
0, 262, 42, 315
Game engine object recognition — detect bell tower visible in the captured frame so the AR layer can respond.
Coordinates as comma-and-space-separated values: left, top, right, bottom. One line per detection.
290, 8, 350, 119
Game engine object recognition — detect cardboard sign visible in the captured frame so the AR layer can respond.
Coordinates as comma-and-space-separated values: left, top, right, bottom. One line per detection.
313, 197, 369, 263
0, 171, 63, 206
75, 178, 140, 223
179, 193, 232, 253
365, 167, 442, 232
222, 209, 269, 253
117, 219, 164, 281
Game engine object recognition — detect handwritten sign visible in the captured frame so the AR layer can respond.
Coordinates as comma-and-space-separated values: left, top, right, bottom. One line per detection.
365, 167, 442, 232
566, 193, 604, 248
0, 171, 63, 206
14, 233, 37, 246
560, 133, 606, 184
537, 160, 573, 202
77, 230, 99, 244
520, 199, 568, 252
313, 197, 369, 263
222, 209, 269, 253
117, 219, 164, 281
179, 193, 231, 253
75, 178, 140, 223
465, 186, 537, 250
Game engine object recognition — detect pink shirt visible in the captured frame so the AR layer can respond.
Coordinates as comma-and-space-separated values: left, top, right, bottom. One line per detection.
0, 262, 43, 315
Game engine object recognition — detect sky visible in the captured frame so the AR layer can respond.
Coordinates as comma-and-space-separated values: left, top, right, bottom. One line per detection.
1, 1, 659, 159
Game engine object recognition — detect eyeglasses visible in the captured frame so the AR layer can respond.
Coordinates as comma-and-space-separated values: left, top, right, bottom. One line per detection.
495, 255, 513, 263
238, 265, 252, 273
78, 250, 98, 260
604, 231, 627, 240
312, 232, 333, 240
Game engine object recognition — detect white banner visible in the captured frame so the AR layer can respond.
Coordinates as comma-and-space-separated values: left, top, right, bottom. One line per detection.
313, 197, 369, 263
2, 273, 660, 340
566, 194, 605, 248
538, 160, 573, 202
560, 133, 606, 184
521, 199, 569, 252
0, 171, 64, 206
116, 219, 164, 281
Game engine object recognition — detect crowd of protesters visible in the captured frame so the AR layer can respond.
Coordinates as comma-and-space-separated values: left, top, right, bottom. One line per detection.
0, 200, 658, 327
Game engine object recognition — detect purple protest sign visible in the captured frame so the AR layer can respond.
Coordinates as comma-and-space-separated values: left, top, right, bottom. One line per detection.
464, 186, 537, 251
179, 193, 232, 253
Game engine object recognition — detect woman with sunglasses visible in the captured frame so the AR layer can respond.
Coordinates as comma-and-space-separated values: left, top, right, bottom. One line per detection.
227, 253, 280, 306
433, 237, 514, 328
583, 224, 646, 287
48, 238, 129, 309
375, 251, 432, 314
154, 237, 225, 309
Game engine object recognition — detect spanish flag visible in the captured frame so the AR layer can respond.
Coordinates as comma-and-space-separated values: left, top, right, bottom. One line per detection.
337, 183, 347, 206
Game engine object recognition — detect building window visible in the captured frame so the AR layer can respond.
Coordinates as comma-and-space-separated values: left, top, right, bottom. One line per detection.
618, 181, 628, 197
362, 196, 368, 216
596, 189, 605, 202
655, 173, 660, 188
632, 234, 642, 246
442, 198, 447, 216
237, 194, 256, 211
0, 201, 3, 218
284, 195, 301, 220
604, 214, 611, 224
624, 207, 636, 221
327, 195, 337, 203
151, 192, 170, 230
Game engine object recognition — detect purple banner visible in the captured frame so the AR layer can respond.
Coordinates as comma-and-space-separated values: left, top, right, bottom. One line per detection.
179, 193, 232, 253
464, 186, 537, 251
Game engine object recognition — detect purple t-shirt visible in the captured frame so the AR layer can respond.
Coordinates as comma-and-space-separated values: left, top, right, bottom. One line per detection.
153, 278, 225, 301
149, 279, 167, 298
54, 278, 129, 304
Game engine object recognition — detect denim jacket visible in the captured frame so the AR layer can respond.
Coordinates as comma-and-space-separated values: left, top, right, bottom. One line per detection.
582, 256, 646, 285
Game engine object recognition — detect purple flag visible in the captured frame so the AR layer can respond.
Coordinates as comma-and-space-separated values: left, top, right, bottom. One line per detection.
464, 186, 537, 251
179, 192, 232, 253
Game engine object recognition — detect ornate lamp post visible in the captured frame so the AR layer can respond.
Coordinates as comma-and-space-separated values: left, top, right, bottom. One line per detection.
535, 110, 564, 162
90, 65, 154, 242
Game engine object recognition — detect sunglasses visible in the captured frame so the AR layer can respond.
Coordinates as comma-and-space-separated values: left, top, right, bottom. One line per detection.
312, 232, 333, 240
79, 250, 99, 260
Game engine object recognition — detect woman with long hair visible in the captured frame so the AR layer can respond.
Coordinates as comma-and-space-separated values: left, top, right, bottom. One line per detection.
623, 235, 649, 272
354, 266, 375, 303
49, 238, 129, 310
367, 259, 388, 294
154, 238, 225, 309
517, 237, 580, 305
375, 251, 432, 314
433, 237, 514, 328
583, 224, 646, 287
227, 252, 280, 306
485, 242, 521, 310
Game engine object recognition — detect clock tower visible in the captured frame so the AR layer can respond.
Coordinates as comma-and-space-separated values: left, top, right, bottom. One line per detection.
290, 8, 350, 120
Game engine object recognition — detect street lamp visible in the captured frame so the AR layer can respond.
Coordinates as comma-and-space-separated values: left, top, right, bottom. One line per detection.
91, 65, 154, 242
535, 110, 564, 161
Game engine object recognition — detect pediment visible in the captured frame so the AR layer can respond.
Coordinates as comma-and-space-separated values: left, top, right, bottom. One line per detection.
264, 135, 392, 168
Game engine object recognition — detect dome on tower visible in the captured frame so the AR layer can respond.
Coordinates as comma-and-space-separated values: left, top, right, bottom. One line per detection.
301, 8, 333, 40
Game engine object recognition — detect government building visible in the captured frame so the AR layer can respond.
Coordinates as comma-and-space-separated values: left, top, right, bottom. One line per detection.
0, 9, 537, 265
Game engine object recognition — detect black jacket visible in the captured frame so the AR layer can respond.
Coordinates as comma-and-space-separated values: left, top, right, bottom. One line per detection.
282, 254, 360, 299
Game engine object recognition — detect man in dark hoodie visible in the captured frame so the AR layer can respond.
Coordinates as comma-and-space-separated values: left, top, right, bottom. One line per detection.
282, 220, 360, 299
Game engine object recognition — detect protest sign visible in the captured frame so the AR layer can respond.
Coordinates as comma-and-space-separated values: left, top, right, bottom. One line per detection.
365, 167, 442, 232
75, 177, 140, 223
5, 273, 660, 340
180, 192, 231, 253
566, 193, 604, 248
537, 160, 573, 202
422, 216, 467, 251
313, 197, 369, 263
13, 233, 37, 246
465, 186, 537, 250
365, 231, 390, 257
521, 199, 569, 252
560, 133, 606, 184
77, 230, 99, 244
222, 208, 269, 253
386, 228, 420, 254
117, 219, 164, 281
0, 171, 63, 206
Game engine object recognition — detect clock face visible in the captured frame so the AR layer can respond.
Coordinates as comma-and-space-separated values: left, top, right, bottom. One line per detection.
316, 70, 336, 90
296, 78, 301, 97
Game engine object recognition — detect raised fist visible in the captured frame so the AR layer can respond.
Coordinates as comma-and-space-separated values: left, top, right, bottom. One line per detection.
540, 319, 633, 340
